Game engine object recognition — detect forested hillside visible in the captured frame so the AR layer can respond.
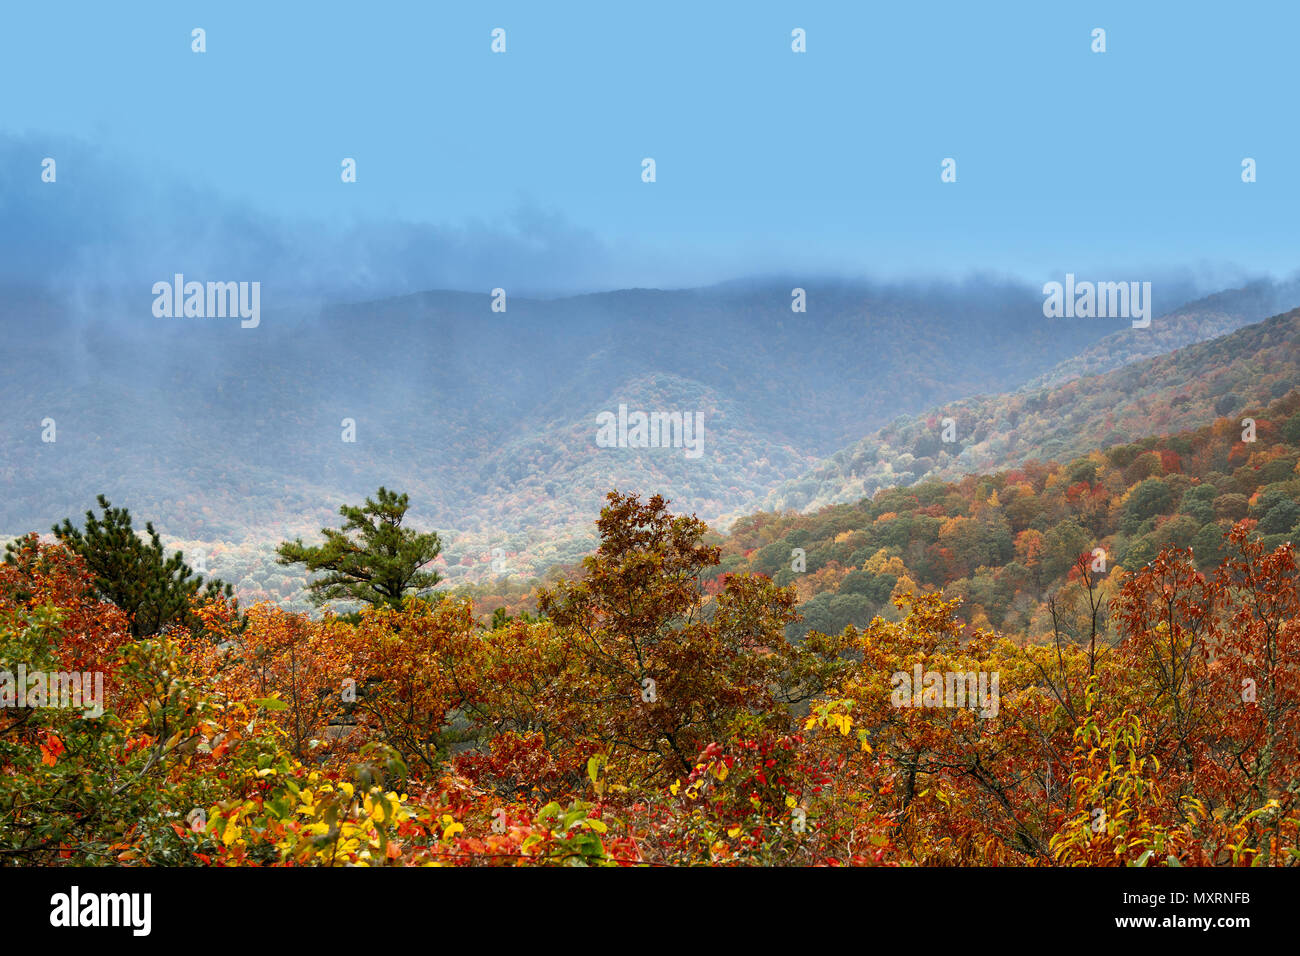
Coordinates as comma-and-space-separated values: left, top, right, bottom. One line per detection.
3, 279, 1294, 584
722, 390, 1300, 644
30, 299, 1300, 624
4, 473, 1298, 867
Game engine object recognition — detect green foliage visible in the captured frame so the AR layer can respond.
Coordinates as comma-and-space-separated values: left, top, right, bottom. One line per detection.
1191, 522, 1229, 569
1214, 493, 1251, 521
276, 487, 443, 610
1179, 485, 1216, 525
1042, 518, 1091, 581
1124, 478, 1176, 531
0, 605, 276, 865
1258, 498, 1300, 535
1284, 413, 1300, 445
29, 495, 232, 638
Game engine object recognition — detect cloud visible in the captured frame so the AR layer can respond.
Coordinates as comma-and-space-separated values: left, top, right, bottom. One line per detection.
0, 133, 626, 305
3, 133, 1293, 316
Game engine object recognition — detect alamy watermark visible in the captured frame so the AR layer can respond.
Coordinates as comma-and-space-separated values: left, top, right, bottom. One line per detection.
1042, 273, 1151, 329
891, 664, 999, 718
152, 274, 260, 328
50, 886, 150, 936
595, 404, 704, 459
1, 665, 104, 717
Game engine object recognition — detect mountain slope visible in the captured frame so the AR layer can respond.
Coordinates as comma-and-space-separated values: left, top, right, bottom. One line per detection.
719, 388, 1300, 642
762, 303, 1300, 516
1, 276, 1295, 585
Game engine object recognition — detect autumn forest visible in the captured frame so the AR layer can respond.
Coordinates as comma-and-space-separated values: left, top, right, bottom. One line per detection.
6, 12, 1300, 939
4, 381, 1300, 868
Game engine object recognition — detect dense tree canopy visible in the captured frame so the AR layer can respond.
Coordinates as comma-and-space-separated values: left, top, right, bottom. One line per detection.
3, 473, 1299, 866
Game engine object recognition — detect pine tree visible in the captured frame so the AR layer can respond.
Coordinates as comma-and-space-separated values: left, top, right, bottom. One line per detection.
276, 487, 442, 610
42, 495, 233, 638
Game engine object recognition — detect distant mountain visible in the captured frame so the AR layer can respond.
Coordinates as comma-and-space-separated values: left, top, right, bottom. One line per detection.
1024, 278, 1300, 389
761, 293, 1300, 517
1, 276, 1295, 585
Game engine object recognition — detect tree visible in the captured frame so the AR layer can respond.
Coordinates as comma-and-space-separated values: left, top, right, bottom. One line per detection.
536, 492, 846, 783
276, 487, 442, 610
30, 495, 231, 639
0, 543, 272, 865
1123, 477, 1175, 531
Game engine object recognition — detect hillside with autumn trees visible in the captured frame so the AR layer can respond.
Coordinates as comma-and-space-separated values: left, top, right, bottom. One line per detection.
44, 296, 1298, 621
3, 396, 1300, 865
6, 294, 1300, 867
718, 388, 1300, 647
5, 280, 1297, 595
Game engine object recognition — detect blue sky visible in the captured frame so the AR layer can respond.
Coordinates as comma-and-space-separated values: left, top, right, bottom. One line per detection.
2, 0, 1297, 294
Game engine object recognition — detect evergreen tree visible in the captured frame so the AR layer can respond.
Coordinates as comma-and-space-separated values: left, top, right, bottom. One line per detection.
276, 487, 442, 610
39, 495, 233, 638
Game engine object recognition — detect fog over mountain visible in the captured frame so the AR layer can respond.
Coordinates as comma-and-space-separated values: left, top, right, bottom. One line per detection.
5, 134, 1299, 582
761, 297, 1300, 516
4, 270, 1297, 584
